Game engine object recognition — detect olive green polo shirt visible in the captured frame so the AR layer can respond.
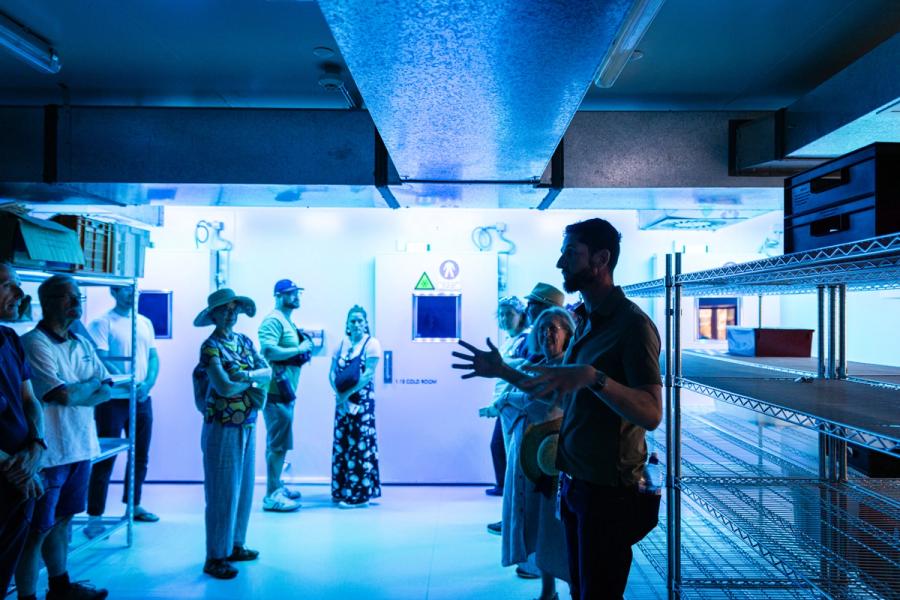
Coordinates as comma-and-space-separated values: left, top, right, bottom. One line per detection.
557, 286, 662, 487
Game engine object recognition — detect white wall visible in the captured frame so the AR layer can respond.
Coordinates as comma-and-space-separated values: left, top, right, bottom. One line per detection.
134, 206, 791, 483
780, 292, 900, 366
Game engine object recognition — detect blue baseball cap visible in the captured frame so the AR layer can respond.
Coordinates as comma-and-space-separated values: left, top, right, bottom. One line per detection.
273, 279, 303, 295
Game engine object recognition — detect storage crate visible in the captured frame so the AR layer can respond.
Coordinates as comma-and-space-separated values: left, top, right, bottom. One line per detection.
51, 215, 115, 274
111, 224, 151, 277
784, 143, 900, 253
726, 327, 813, 357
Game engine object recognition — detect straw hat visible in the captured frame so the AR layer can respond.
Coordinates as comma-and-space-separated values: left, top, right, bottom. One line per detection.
519, 417, 563, 483
193, 288, 256, 327
525, 283, 564, 308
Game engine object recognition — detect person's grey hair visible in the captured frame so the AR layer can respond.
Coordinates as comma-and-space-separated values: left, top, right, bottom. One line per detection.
528, 306, 577, 355
37, 275, 77, 310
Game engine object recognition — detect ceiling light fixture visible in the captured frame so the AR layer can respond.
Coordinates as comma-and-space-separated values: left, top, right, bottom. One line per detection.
0, 11, 61, 74
594, 0, 664, 88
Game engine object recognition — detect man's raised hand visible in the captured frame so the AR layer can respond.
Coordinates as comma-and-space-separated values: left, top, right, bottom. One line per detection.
451, 338, 505, 380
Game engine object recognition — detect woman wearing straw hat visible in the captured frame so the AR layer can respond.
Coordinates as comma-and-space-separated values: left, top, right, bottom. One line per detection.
193, 288, 271, 579
492, 307, 574, 600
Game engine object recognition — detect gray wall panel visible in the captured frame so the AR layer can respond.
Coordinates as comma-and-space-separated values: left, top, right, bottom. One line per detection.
564, 111, 784, 188
0, 107, 44, 182
56, 107, 383, 185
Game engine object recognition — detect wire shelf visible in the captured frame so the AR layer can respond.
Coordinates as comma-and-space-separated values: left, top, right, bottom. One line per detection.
847, 478, 900, 512
681, 478, 900, 599
678, 378, 900, 455
649, 406, 900, 597
620, 233, 900, 298
67, 516, 130, 555
677, 259, 900, 297
687, 411, 823, 473
622, 277, 667, 298
676, 234, 900, 289
680, 351, 900, 392
16, 268, 137, 288
638, 498, 814, 598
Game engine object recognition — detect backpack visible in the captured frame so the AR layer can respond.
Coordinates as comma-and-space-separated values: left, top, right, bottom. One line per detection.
192, 362, 209, 414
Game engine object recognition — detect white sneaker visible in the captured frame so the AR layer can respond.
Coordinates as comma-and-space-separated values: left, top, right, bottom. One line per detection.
338, 500, 369, 509
262, 489, 301, 512
83, 516, 107, 539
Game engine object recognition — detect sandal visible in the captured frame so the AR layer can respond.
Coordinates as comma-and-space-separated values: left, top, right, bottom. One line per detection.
228, 545, 260, 561
203, 559, 238, 579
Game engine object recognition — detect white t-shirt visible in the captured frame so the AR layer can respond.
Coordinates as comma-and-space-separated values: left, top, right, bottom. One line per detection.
88, 309, 156, 382
22, 325, 110, 468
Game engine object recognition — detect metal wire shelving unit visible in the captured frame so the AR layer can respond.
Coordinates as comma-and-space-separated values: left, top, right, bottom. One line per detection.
623, 233, 900, 599
638, 408, 900, 598
16, 268, 140, 553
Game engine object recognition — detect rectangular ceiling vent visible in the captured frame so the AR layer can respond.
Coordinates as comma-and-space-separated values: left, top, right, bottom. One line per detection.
639, 210, 749, 231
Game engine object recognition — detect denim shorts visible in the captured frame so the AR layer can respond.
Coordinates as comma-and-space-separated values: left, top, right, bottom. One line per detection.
32, 460, 91, 533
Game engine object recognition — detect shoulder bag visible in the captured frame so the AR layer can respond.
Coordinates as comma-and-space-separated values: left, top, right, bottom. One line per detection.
334, 337, 370, 393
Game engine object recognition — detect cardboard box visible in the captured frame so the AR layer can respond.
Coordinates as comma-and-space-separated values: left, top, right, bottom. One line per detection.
0, 211, 85, 271
726, 327, 814, 357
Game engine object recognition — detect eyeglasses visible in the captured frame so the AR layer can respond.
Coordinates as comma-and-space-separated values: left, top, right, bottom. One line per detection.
49, 292, 83, 303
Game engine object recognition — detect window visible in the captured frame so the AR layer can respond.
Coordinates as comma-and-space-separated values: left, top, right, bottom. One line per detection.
697, 297, 738, 340
138, 290, 173, 339
412, 294, 460, 341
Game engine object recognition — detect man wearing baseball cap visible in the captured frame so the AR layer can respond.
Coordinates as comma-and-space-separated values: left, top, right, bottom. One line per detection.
257, 279, 312, 512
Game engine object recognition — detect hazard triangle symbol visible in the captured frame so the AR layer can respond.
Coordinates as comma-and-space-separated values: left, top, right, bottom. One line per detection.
415, 272, 435, 290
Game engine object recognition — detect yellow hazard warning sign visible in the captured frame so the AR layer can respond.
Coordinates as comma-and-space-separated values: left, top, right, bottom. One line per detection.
415, 272, 435, 290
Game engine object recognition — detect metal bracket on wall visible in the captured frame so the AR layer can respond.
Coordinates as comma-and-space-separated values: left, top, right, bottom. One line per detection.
536, 140, 564, 210
374, 128, 400, 209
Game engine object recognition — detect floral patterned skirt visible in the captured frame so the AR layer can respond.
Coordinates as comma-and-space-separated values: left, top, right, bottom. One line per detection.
331, 386, 381, 504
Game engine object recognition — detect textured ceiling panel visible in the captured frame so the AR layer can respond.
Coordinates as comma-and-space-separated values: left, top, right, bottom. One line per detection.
319, 0, 631, 181
387, 183, 544, 208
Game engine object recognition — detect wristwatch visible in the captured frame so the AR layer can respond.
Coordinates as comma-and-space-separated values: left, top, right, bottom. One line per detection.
592, 368, 608, 391
248, 380, 259, 389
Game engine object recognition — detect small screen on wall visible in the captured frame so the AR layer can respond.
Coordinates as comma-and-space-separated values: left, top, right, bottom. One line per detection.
413, 294, 460, 341
138, 291, 173, 339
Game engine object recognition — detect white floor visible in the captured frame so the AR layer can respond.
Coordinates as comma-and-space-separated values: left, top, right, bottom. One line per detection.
50, 484, 666, 600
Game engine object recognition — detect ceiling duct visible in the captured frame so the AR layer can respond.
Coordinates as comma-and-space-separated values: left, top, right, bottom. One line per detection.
731, 32, 900, 172
318, 0, 638, 182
